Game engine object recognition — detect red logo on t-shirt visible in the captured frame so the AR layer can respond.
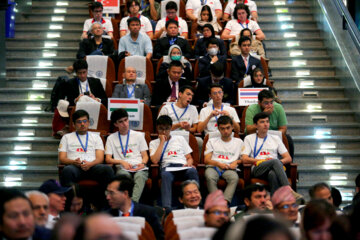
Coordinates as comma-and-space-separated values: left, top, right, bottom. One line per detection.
259, 151, 270, 156
76, 148, 84, 152
168, 151, 177, 156
218, 155, 229, 160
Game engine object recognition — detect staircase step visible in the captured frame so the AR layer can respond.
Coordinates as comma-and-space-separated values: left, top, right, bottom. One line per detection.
7, 47, 77, 58
267, 48, 327, 57
13, 31, 81, 40
6, 39, 79, 47
0, 111, 53, 124
287, 122, 360, 136
261, 16, 314, 22
286, 110, 357, 123
0, 124, 52, 138
0, 88, 52, 100
32, 1, 89, 7
281, 98, 350, 110
6, 77, 57, 88
277, 86, 344, 98
6, 67, 69, 78
0, 181, 53, 190
298, 165, 360, 172
7, 58, 74, 68
0, 137, 59, 152
17, 14, 88, 23
15, 24, 82, 31
0, 100, 50, 112
271, 58, 331, 67
266, 40, 325, 48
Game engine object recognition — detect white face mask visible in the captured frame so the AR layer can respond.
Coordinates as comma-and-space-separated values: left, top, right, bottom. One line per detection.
207, 47, 218, 56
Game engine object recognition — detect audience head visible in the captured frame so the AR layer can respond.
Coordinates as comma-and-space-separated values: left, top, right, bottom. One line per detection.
240, 28, 252, 38
165, 1, 178, 19
233, 4, 250, 22
91, 2, 103, 20
210, 61, 225, 81
355, 173, 360, 193
301, 199, 336, 240
309, 182, 333, 205
106, 176, 134, 210
168, 45, 183, 61
209, 83, 224, 103
178, 85, 194, 107
165, 19, 179, 37
271, 186, 298, 224
39, 179, 70, 215
238, 36, 252, 56
111, 108, 129, 135
217, 116, 233, 139
202, 24, 215, 38
253, 112, 270, 135
127, 17, 141, 34
123, 66, 137, 83
72, 110, 90, 134
52, 213, 82, 240
74, 213, 123, 240
90, 22, 104, 37
251, 68, 265, 86
156, 115, 172, 138
179, 180, 202, 209
243, 183, 268, 211
126, 0, 140, 15
199, 5, 213, 22
0, 188, 35, 240
25, 190, 49, 227
73, 59, 88, 82
258, 89, 275, 112
204, 190, 230, 228
167, 60, 183, 82
331, 187, 342, 208
206, 38, 220, 56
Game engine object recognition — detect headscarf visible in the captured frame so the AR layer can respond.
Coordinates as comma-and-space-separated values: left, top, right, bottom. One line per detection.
250, 68, 267, 87
162, 44, 192, 71
197, 5, 222, 32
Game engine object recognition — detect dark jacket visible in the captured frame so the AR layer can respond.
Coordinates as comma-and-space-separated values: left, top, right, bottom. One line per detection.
231, 55, 262, 83
107, 202, 164, 240
151, 76, 190, 106
112, 83, 151, 106
157, 62, 193, 81
77, 37, 115, 59
198, 54, 227, 78
60, 77, 108, 107
153, 36, 193, 59
194, 37, 227, 58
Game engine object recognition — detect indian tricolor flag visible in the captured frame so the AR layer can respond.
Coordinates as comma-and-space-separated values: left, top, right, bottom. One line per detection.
108, 98, 140, 121
238, 88, 268, 106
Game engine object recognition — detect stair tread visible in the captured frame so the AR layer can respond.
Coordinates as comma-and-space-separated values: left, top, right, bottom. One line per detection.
0, 151, 58, 156
0, 137, 59, 142
0, 123, 52, 128
287, 122, 360, 127
298, 165, 360, 171
292, 135, 360, 141
295, 149, 360, 156
0, 166, 58, 171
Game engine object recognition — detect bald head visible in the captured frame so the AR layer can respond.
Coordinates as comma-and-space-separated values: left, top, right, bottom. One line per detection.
123, 67, 137, 84
84, 214, 123, 240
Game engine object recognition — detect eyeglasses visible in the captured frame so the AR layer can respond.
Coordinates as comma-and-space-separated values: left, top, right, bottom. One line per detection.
208, 210, 230, 217
279, 203, 298, 209
262, 100, 274, 106
105, 190, 117, 196
211, 91, 223, 95
76, 119, 88, 124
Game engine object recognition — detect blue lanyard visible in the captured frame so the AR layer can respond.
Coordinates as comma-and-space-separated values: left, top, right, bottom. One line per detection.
254, 135, 267, 158
118, 130, 130, 157
97, 42, 103, 50
160, 138, 171, 163
77, 79, 88, 94
200, 0, 207, 5
129, 201, 134, 216
239, 22, 248, 29
212, 104, 223, 122
141, 0, 149, 10
171, 103, 189, 122
127, 85, 135, 98
214, 166, 225, 177
169, 37, 177, 46
76, 132, 89, 152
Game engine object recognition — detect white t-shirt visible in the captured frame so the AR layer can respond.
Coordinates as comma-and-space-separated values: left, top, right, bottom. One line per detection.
224, 19, 260, 36
205, 137, 243, 164
242, 133, 288, 160
105, 130, 148, 168
58, 132, 104, 162
155, 17, 188, 38
158, 104, 199, 129
224, 0, 257, 19
199, 104, 240, 134
186, 0, 222, 17
120, 15, 153, 35
149, 135, 192, 168
83, 18, 114, 34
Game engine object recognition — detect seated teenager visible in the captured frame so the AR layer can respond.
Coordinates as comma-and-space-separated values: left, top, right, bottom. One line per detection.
204, 116, 243, 204
82, 2, 113, 39
198, 38, 227, 78
157, 44, 193, 81
230, 28, 267, 60
224, 0, 258, 21
186, 0, 222, 22
149, 115, 199, 209
194, 24, 226, 58
105, 109, 149, 203
196, 5, 222, 36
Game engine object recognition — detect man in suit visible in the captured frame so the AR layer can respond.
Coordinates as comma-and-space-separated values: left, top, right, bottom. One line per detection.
195, 62, 234, 106
112, 66, 151, 106
231, 36, 262, 84
60, 59, 107, 107
152, 61, 190, 106
153, 19, 192, 59
106, 175, 164, 240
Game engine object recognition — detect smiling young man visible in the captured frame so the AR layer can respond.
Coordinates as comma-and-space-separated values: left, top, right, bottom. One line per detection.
105, 108, 149, 202
204, 116, 243, 204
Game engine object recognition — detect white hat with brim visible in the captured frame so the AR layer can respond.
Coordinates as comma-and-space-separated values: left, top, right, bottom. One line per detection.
57, 100, 69, 117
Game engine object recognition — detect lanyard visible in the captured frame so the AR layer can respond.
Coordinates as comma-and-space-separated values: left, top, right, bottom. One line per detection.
76, 132, 89, 152
118, 130, 130, 157
122, 201, 135, 217
200, 0, 207, 5
239, 22, 248, 29
171, 103, 188, 122
214, 166, 225, 177
244, 57, 250, 75
212, 104, 223, 122
127, 85, 135, 98
254, 135, 267, 158
169, 37, 177, 46
77, 78, 88, 94
97, 42, 103, 50
141, 0, 149, 10
160, 138, 171, 163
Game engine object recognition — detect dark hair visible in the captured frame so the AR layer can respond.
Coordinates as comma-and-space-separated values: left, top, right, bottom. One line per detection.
238, 36, 252, 47
0, 188, 32, 224
210, 61, 224, 77
217, 115, 233, 126
258, 89, 274, 102
73, 59, 88, 72
244, 184, 266, 200
179, 180, 200, 199
233, 3, 250, 20
206, 38, 219, 48
179, 85, 194, 94
126, 0, 140, 12
331, 187, 342, 208
166, 1, 178, 11
91, 2, 103, 11
110, 175, 134, 198
127, 16, 140, 27
251, 68, 265, 86
309, 182, 331, 199
168, 60, 184, 70
209, 83, 223, 94
202, 24, 215, 38
72, 110, 89, 124
156, 115, 172, 127
165, 19, 179, 29
110, 109, 129, 126
302, 199, 336, 234
253, 112, 269, 124
356, 174, 360, 188
240, 28, 252, 37
200, 5, 213, 22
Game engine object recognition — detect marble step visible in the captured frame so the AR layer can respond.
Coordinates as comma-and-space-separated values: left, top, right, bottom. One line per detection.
265, 39, 325, 48
271, 76, 340, 87
270, 58, 331, 67
16, 14, 88, 23
286, 110, 357, 123
0, 88, 52, 100
267, 48, 327, 57
0, 137, 59, 152
6, 47, 77, 58
15, 23, 82, 31
257, 1, 309, 7
258, 7, 311, 15
32, 1, 89, 7
0, 181, 55, 190
6, 39, 80, 47
29, 8, 88, 14
13, 30, 81, 40
6, 58, 75, 68
287, 122, 360, 136
0, 124, 52, 138
271, 66, 335, 78
260, 15, 314, 22
5, 77, 58, 88
277, 86, 344, 98
0, 111, 54, 124
294, 155, 360, 167
280, 98, 350, 110
264, 30, 321, 39
260, 22, 318, 31
0, 100, 51, 112
6, 67, 70, 78
293, 136, 360, 151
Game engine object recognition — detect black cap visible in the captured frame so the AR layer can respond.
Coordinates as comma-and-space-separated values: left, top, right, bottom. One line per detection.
39, 179, 71, 195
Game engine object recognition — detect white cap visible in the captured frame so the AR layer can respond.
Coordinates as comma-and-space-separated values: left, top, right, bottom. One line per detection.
57, 100, 69, 117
